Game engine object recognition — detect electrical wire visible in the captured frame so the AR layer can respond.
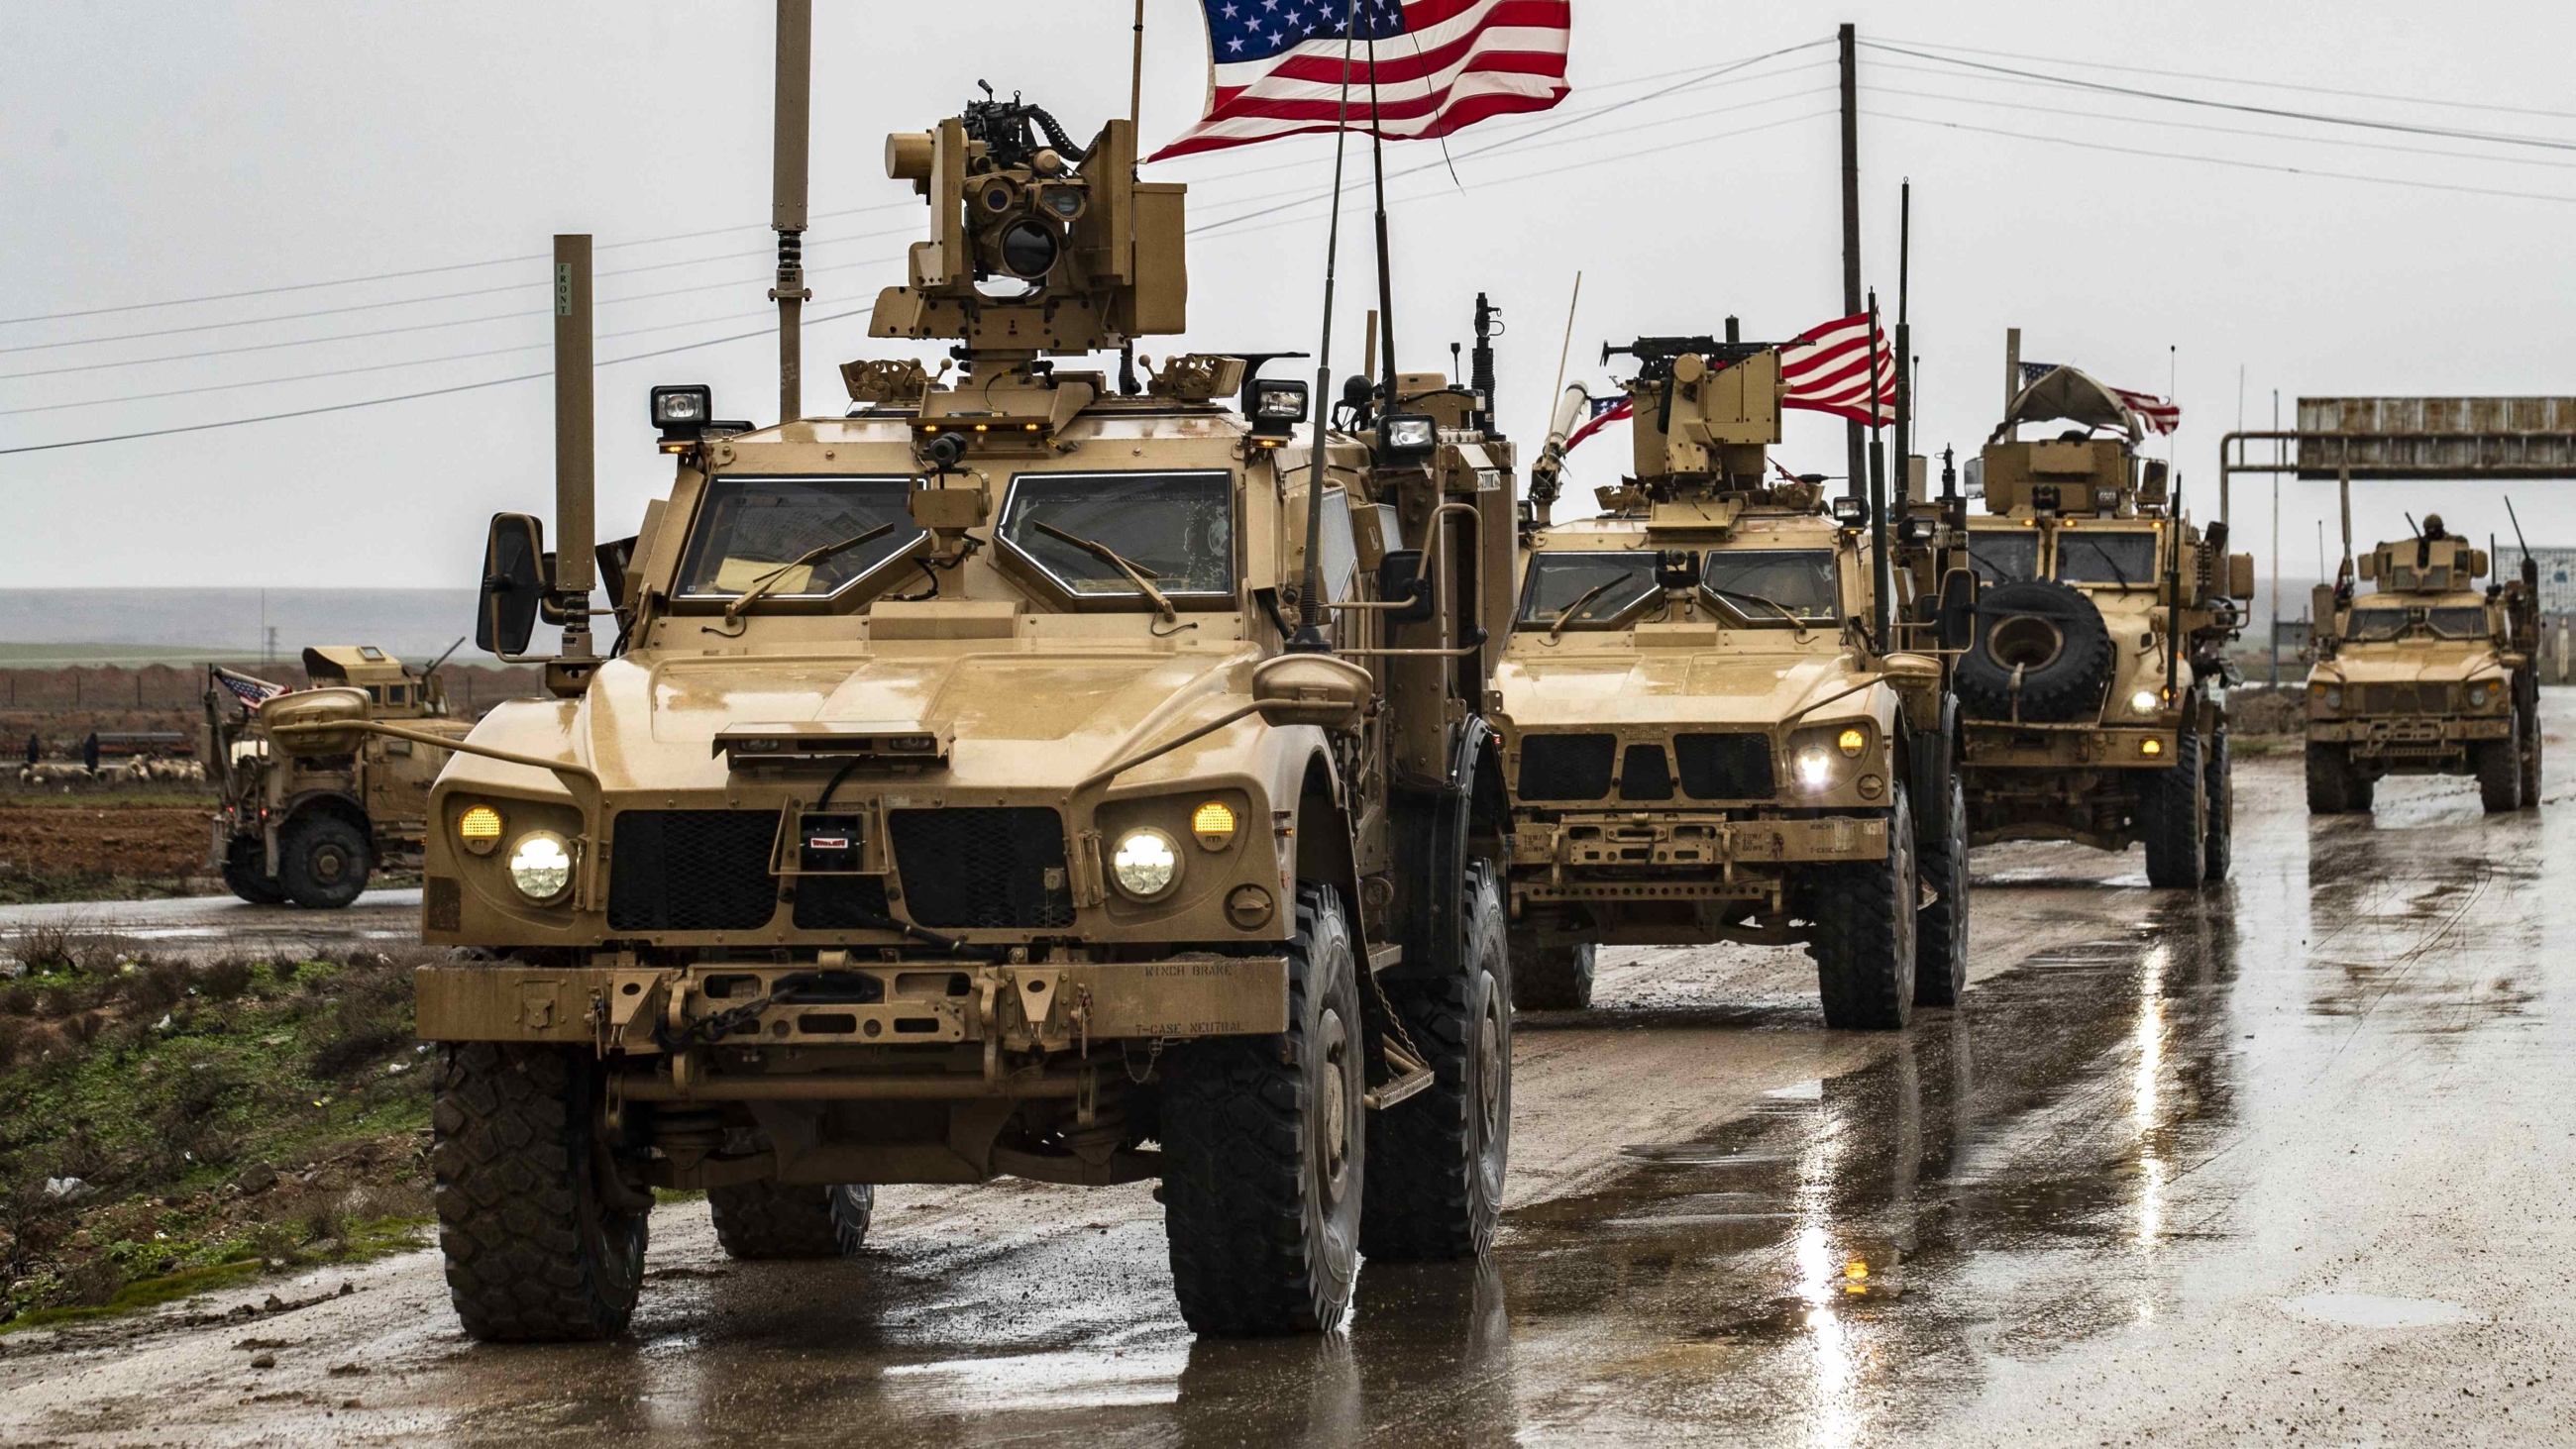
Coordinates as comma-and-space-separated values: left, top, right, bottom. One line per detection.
1866, 81, 2576, 174
1861, 40, 2576, 155
1877, 35, 2576, 125
1874, 109, 2576, 207
0, 203, 917, 329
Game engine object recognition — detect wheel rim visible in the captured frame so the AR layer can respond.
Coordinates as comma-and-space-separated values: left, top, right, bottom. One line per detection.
311, 845, 349, 884
1317, 1008, 1351, 1208
1475, 993, 1504, 1144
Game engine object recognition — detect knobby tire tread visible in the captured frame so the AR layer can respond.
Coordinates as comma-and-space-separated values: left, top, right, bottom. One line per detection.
1362, 861, 1509, 1263
708, 1181, 874, 1259
1812, 782, 1916, 1031
2139, 726, 2206, 887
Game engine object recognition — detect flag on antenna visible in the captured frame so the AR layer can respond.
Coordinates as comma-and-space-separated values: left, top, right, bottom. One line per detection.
2020, 361, 2180, 434
1149, 0, 1572, 161
1778, 312, 1896, 427
1562, 393, 1632, 454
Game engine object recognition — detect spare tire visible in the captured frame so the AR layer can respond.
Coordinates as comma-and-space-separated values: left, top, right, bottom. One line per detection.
1955, 579, 2114, 723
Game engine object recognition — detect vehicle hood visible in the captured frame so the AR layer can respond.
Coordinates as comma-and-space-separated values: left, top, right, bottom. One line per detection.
2310, 647, 2506, 686
1495, 646, 1878, 731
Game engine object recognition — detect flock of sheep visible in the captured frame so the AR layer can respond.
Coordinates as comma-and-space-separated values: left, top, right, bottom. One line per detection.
16, 756, 208, 787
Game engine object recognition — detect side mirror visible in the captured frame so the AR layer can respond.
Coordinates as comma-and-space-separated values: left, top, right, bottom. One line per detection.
259, 687, 374, 758
1376, 551, 1435, 623
2311, 584, 2338, 637
1252, 654, 1373, 734
1936, 567, 1977, 652
478, 513, 550, 656
2228, 553, 2256, 601
1880, 652, 1943, 684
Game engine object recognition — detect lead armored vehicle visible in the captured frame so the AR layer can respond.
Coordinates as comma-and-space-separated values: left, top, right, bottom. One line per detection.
2305, 514, 2540, 813
264, 82, 1520, 1341
204, 646, 467, 907
1955, 366, 2252, 887
1492, 331, 1966, 1028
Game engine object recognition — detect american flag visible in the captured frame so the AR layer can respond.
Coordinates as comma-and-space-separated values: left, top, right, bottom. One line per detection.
2020, 361, 2180, 435
1561, 393, 1631, 454
1777, 312, 1895, 427
1148, 0, 1572, 161
211, 666, 287, 709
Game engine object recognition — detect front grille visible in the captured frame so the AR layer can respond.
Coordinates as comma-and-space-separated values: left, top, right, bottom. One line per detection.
608, 810, 779, 931
2362, 682, 2450, 714
1675, 733, 1775, 800
889, 807, 1074, 929
1618, 744, 1675, 801
793, 875, 895, 930
1518, 734, 1617, 801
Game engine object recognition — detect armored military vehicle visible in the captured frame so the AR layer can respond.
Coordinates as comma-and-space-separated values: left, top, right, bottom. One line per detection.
1494, 329, 1966, 1028
2305, 512, 2541, 813
203, 645, 467, 907
1955, 365, 2252, 887
263, 77, 1521, 1341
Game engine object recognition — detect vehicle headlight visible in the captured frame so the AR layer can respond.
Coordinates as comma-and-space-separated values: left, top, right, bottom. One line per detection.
2467, 682, 2493, 708
1836, 728, 1867, 758
2130, 689, 2160, 716
1795, 746, 1834, 790
2317, 686, 2342, 711
1112, 828, 1181, 899
1379, 414, 1437, 453
458, 803, 504, 857
506, 831, 573, 902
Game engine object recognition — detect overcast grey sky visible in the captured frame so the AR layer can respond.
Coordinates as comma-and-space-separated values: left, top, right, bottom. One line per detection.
4, 1, 2572, 605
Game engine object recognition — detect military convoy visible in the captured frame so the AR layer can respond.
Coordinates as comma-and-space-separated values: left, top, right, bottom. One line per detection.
1494, 330, 1967, 1027
1955, 366, 2253, 887
204, 646, 467, 907
262, 79, 1521, 1341
2305, 513, 2542, 814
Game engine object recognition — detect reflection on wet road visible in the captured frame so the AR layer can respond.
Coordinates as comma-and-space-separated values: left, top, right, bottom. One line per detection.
4, 699, 2571, 1446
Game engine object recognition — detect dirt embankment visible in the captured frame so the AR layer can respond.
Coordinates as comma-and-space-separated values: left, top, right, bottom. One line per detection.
0, 799, 219, 904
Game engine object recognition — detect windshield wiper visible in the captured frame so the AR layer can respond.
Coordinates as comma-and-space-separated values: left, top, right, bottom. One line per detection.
1548, 571, 1636, 641
1032, 520, 1177, 621
1703, 583, 1809, 627
1968, 544, 2027, 582
713, 522, 898, 633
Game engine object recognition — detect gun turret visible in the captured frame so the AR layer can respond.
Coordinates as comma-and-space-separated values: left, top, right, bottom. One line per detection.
1602, 335, 1774, 382
1602, 336, 1784, 492
872, 91, 1186, 361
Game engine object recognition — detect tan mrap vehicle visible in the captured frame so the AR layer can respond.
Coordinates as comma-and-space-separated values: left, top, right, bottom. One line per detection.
1492, 334, 1966, 1029
263, 83, 1522, 1342
1954, 365, 2253, 887
2304, 513, 2541, 813
203, 645, 467, 907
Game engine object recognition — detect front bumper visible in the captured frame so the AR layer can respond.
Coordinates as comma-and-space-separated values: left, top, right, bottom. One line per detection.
1959, 719, 2179, 772
2308, 714, 2508, 752
417, 955, 1288, 1098
1506, 811, 1887, 905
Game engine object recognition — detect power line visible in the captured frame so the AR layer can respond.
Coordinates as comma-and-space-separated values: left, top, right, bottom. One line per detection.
1866, 81, 2576, 174
0, 221, 918, 357
1862, 41, 2576, 155
1877, 35, 2576, 126
0, 302, 885, 458
0, 202, 914, 329
1875, 110, 2576, 207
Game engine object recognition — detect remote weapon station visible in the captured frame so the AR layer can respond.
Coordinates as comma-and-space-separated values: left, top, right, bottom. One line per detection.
1496, 326, 1969, 1028
262, 16, 1519, 1340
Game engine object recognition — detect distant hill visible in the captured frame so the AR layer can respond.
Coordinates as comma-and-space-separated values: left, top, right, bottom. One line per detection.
0, 589, 558, 667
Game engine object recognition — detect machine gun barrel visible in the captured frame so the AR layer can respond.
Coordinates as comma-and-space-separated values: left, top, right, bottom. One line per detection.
1601, 335, 1775, 379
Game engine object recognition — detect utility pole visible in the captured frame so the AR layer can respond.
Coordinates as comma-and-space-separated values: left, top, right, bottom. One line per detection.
1838, 23, 1865, 499
771, 0, 813, 424
2270, 466, 2283, 686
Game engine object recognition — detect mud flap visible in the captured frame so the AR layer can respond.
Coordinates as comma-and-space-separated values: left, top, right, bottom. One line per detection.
1909, 692, 1959, 842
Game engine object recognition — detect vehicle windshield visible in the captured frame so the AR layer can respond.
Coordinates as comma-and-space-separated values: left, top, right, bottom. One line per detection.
2346, 605, 2409, 643
675, 476, 923, 598
1516, 552, 1660, 629
1699, 549, 1839, 622
1966, 531, 2038, 585
2425, 605, 2492, 640
998, 470, 1234, 602
2056, 530, 2159, 587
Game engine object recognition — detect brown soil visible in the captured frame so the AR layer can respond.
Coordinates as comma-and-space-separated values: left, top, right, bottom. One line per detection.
0, 801, 213, 898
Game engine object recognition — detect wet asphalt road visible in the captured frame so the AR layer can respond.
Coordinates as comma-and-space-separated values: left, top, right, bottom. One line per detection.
3, 697, 2570, 1446
0, 887, 422, 959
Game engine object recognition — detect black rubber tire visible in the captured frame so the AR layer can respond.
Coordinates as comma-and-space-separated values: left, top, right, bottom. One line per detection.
1361, 861, 1511, 1263
278, 814, 371, 908
2304, 743, 2346, 815
1954, 580, 2115, 723
2476, 712, 2522, 814
707, 1181, 874, 1259
1161, 883, 1365, 1336
2139, 726, 2207, 888
1810, 781, 1918, 1031
220, 836, 288, 905
432, 1043, 648, 1342
2203, 726, 2234, 882
2521, 704, 2544, 807
1506, 930, 1593, 1011
1914, 773, 1970, 1008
